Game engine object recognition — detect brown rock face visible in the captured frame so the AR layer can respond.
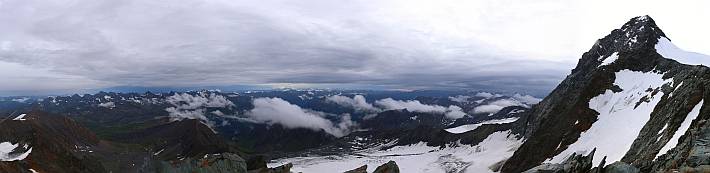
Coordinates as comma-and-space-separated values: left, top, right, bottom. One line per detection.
0, 110, 105, 173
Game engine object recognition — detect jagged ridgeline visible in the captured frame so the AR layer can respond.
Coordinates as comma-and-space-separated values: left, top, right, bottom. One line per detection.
502, 15, 710, 172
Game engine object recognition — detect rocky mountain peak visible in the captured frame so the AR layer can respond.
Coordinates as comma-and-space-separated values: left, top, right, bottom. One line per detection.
502, 15, 710, 173
572, 15, 667, 74
614, 15, 666, 50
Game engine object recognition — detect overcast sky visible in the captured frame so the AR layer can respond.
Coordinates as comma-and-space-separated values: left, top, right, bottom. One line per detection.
0, 0, 708, 96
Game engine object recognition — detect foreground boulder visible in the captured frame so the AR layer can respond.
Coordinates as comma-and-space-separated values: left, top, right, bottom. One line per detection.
524, 149, 595, 173
373, 161, 399, 173
603, 162, 640, 173
344, 165, 367, 173
247, 163, 292, 173
156, 153, 247, 173
342, 161, 399, 173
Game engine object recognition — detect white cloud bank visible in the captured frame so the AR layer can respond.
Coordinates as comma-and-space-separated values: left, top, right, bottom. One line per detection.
247, 97, 354, 137
164, 93, 234, 125
375, 98, 466, 119
475, 92, 502, 99
97, 102, 115, 108
472, 94, 541, 115
513, 94, 543, 104
326, 95, 380, 113
325, 95, 468, 119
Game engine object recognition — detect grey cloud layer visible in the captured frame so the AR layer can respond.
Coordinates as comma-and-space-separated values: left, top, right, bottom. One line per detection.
0, 0, 570, 94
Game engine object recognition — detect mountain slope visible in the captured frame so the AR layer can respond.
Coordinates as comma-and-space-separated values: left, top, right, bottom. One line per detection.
502, 15, 710, 172
0, 110, 105, 173
0, 110, 250, 173
119, 119, 234, 160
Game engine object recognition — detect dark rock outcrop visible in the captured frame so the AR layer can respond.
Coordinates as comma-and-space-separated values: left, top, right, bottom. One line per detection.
523, 148, 595, 173
604, 162, 640, 173
344, 165, 367, 173
156, 153, 247, 173
247, 163, 292, 173
373, 161, 399, 173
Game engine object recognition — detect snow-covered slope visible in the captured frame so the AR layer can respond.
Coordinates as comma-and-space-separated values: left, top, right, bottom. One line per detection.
548, 70, 673, 165
655, 37, 710, 66
0, 142, 31, 161
445, 117, 520, 134
271, 130, 522, 173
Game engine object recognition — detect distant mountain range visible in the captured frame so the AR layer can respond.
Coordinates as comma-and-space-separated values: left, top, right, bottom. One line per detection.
0, 88, 539, 172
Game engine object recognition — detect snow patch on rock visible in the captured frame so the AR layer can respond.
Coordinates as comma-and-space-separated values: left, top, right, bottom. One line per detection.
12, 114, 27, 121
599, 52, 619, 67
0, 142, 32, 161
656, 100, 704, 159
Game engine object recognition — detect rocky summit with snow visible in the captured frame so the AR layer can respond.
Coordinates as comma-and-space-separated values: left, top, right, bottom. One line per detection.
501, 15, 710, 173
1, 15, 709, 173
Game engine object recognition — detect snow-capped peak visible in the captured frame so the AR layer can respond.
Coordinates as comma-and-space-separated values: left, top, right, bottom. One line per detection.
615, 15, 666, 50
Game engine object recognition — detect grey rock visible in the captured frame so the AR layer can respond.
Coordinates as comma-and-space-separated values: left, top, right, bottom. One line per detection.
156, 153, 247, 173
603, 162, 639, 173
344, 165, 367, 173
373, 161, 399, 173
523, 149, 595, 173
247, 163, 292, 173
